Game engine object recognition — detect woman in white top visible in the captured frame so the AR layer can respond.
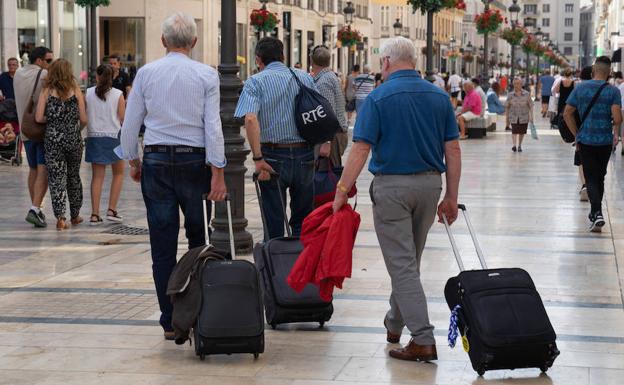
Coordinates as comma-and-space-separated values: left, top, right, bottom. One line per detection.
85, 64, 126, 225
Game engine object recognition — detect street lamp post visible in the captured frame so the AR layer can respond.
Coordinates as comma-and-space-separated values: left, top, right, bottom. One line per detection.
450, 36, 456, 74
393, 18, 403, 37
343, 1, 355, 73
508, 0, 520, 90
465, 41, 473, 76
425, 11, 436, 82
535, 27, 543, 77
212, 0, 253, 253
481, 0, 490, 90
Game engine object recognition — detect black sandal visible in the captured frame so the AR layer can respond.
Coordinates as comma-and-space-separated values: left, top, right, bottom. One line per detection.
106, 208, 123, 223
90, 214, 103, 226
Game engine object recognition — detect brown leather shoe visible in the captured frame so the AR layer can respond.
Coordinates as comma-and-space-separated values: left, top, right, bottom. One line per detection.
389, 338, 437, 362
164, 331, 175, 341
384, 320, 401, 344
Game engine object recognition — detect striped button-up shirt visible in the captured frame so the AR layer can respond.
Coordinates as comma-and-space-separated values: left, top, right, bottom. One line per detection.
118, 52, 226, 167
234, 61, 317, 144
313, 68, 348, 132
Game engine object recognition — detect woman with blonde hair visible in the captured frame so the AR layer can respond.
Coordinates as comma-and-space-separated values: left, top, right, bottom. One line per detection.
85, 64, 126, 225
35, 58, 87, 230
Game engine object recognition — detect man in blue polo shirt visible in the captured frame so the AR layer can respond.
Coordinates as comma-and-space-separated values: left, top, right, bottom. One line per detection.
564, 56, 622, 232
333, 36, 462, 362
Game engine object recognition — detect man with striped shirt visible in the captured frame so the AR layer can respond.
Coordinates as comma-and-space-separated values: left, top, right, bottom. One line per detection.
235, 37, 318, 240
353, 65, 376, 114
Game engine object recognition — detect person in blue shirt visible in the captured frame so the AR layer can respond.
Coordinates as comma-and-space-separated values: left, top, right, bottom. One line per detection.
564, 56, 622, 232
539, 70, 556, 117
486, 82, 505, 114
0, 58, 19, 101
332, 36, 461, 363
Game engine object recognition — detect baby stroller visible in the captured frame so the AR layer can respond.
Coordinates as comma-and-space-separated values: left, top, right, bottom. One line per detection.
0, 99, 22, 166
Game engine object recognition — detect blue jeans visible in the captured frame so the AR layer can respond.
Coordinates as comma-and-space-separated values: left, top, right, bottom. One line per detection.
259, 147, 314, 240
140, 151, 211, 331
355, 98, 366, 114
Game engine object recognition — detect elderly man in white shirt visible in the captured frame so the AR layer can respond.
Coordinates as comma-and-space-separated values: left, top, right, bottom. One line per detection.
118, 12, 227, 341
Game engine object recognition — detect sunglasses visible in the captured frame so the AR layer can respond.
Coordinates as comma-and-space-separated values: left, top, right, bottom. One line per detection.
45, 58, 53, 64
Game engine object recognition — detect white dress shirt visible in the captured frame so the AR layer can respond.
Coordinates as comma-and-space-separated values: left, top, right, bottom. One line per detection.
119, 52, 226, 167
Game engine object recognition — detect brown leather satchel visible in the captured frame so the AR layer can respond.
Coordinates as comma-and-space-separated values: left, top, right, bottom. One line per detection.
21, 69, 46, 142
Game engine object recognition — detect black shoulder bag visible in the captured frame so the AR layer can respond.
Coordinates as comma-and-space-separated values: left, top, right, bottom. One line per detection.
289, 68, 340, 145
557, 82, 609, 143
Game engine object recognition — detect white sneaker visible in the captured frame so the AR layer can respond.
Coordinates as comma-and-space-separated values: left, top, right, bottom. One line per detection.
579, 187, 588, 202
589, 213, 605, 233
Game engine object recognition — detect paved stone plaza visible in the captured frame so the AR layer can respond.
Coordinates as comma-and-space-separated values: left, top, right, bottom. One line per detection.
0, 113, 624, 385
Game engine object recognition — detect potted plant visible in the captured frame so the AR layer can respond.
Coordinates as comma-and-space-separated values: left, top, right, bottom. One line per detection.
337, 26, 362, 47
501, 27, 525, 46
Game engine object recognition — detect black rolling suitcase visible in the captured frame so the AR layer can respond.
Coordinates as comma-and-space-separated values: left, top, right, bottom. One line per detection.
194, 196, 265, 360
443, 204, 559, 376
252, 174, 333, 329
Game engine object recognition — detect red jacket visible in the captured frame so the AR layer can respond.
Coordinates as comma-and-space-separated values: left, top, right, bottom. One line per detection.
287, 202, 360, 301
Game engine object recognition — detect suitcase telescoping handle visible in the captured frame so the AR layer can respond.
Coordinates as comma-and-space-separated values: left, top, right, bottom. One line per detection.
442, 204, 487, 272
253, 172, 292, 240
201, 193, 236, 259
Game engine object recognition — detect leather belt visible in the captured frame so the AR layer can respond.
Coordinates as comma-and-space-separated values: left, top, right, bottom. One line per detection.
261, 142, 311, 149
375, 171, 441, 177
144, 145, 205, 154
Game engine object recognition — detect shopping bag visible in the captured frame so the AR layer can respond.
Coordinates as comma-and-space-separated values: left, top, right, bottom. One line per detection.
530, 122, 538, 140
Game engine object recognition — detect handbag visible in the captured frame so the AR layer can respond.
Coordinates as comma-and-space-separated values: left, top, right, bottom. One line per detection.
529, 122, 538, 140
21, 69, 46, 142
313, 157, 357, 208
557, 82, 608, 144
289, 68, 341, 145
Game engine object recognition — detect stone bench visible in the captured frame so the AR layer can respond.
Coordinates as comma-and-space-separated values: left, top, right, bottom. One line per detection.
465, 114, 496, 138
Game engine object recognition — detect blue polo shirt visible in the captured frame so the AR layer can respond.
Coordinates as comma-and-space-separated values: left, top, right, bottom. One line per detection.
353, 70, 459, 175
539, 75, 555, 96
566, 80, 621, 146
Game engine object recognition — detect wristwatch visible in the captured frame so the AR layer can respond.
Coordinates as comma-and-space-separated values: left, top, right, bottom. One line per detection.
252, 155, 264, 162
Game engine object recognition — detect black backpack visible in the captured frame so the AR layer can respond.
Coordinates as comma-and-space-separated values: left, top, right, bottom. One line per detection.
288, 68, 340, 145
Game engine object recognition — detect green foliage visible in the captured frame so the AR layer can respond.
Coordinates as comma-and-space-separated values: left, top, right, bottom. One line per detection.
75, 0, 111, 7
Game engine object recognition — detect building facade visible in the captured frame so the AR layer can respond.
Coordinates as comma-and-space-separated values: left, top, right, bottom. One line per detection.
98, 0, 374, 80
593, 0, 624, 69
522, 0, 581, 69
579, 4, 594, 68
1, 0, 89, 84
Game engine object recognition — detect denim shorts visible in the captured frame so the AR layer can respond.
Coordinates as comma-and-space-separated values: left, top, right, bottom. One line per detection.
85, 137, 122, 165
24, 140, 46, 169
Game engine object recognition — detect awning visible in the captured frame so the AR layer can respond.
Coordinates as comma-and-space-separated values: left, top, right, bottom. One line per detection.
612, 48, 621, 63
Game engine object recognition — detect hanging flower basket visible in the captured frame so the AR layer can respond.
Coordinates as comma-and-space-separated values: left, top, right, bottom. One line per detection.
489, 58, 498, 67
501, 27, 524, 46
474, 9, 504, 35
408, 0, 462, 14
250, 8, 279, 33
463, 53, 474, 62
337, 26, 362, 47
521, 34, 539, 54
447, 50, 461, 60
76, 0, 110, 6
421, 46, 438, 55
477, 56, 485, 64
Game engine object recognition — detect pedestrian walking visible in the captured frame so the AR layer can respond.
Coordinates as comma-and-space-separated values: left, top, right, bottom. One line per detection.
310, 45, 348, 166
332, 36, 462, 362
34, 59, 87, 230
449, 72, 462, 108
353, 65, 375, 114
118, 12, 227, 340
235, 37, 317, 240
506, 77, 534, 152
344, 64, 360, 124
108, 54, 132, 98
0, 57, 19, 101
564, 56, 622, 232
13, 47, 53, 228
85, 64, 126, 225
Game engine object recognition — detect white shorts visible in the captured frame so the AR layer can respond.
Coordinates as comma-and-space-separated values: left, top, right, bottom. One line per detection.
461, 111, 480, 121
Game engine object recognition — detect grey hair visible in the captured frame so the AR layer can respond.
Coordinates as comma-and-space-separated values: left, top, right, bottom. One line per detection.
162, 12, 197, 49
363, 64, 371, 73
380, 37, 416, 66
311, 46, 331, 68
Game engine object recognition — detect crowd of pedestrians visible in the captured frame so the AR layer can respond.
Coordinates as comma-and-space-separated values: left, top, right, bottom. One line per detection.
2, 9, 624, 361
8, 46, 133, 230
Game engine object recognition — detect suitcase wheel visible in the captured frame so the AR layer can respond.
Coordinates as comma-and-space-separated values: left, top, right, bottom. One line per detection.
254, 353, 260, 359
477, 367, 486, 376
199, 353, 206, 361
540, 365, 549, 373
319, 321, 325, 328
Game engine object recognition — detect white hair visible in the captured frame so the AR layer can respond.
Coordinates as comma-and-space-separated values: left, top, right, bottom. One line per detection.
162, 12, 197, 49
381, 37, 416, 66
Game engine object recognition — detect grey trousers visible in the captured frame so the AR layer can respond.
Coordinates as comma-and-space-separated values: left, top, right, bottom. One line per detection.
371, 173, 442, 345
